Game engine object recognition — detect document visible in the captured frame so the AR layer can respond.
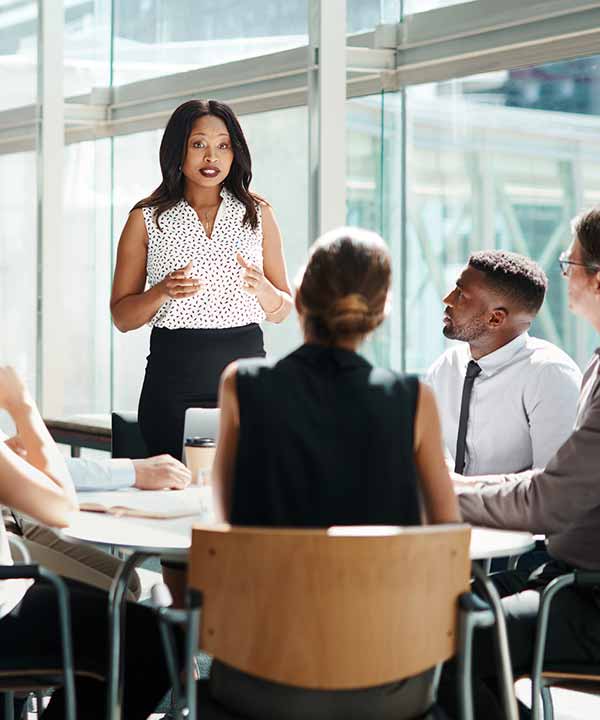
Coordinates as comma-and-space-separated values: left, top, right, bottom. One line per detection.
78, 487, 211, 520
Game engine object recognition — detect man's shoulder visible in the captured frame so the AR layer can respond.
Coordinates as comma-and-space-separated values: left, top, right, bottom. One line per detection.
523, 336, 581, 375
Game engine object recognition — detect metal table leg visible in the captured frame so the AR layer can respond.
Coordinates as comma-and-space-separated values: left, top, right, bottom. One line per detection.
107, 551, 152, 720
471, 562, 519, 720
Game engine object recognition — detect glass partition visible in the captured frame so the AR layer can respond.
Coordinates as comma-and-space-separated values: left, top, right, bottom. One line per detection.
347, 91, 403, 370
61, 139, 112, 415
64, 0, 111, 98
0, 1, 37, 111
112, 0, 308, 86
406, 55, 600, 372
0, 151, 36, 433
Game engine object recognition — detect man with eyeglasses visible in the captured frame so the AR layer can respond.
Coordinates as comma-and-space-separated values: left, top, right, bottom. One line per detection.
440, 208, 600, 719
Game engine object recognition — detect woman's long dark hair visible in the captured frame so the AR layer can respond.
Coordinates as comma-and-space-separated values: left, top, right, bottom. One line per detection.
132, 99, 260, 230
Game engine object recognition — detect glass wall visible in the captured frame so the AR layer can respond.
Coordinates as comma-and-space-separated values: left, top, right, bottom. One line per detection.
112, 0, 308, 86
405, 55, 600, 372
2, 1, 600, 420
346, 92, 403, 369
62, 139, 112, 415
0, 1, 37, 111
64, 0, 111, 97
404, 0, 475, 13
0, 151, 36, 433
347, 0, 400, 32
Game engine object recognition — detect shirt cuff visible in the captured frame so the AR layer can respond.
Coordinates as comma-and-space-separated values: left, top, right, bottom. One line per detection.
67, 456, 136, 492
109, 459, 136, 490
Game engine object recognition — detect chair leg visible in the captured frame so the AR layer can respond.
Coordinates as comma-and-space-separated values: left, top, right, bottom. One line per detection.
2, 692, 15, 720
35, 690, 46, 718
541, 685, 554, 720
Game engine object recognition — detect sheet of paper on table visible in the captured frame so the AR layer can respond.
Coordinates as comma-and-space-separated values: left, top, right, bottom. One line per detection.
78, 486, 211, 520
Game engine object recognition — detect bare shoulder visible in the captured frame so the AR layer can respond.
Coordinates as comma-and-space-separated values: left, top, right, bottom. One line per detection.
119, 207, 148, 249
259, 202, 281, 238
126, 207, 147, 231
221, 361, 239, 388
415, 382, 438, 429
417, 381, 435, 406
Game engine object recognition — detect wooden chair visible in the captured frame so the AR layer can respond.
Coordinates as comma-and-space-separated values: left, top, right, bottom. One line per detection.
154, 523, 500, 720
0, 535, 76, 720
530, 570, 600, 719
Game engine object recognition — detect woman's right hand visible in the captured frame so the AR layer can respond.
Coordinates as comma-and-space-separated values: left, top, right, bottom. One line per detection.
157, 260, 203, 301
0, 366, 31, 414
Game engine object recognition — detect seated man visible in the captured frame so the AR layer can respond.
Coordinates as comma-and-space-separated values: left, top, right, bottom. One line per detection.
3, 434, 190, 599
440, 209, 600, 719
426, 250, 581, 475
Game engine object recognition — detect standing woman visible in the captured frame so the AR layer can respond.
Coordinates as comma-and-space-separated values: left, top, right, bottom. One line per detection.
111, 100, 293, 460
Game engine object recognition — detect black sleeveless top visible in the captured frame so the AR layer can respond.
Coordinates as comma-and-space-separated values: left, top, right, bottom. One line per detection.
230, 343, 422, 527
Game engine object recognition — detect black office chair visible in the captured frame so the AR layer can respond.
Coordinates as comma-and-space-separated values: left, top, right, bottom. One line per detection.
111, 411, 149, 459
0, 535, 76, 720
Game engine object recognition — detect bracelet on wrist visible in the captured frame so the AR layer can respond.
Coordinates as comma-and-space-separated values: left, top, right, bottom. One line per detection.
264, 292, 286, 318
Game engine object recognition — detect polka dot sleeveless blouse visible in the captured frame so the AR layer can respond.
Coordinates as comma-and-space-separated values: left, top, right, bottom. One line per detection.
143, 187, 265, 329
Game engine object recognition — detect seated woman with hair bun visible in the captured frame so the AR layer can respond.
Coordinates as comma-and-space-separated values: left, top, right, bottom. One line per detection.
206, 227, 460, 720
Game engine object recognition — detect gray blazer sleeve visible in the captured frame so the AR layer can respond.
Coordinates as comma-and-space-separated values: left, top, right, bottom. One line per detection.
458, 374, 600, 534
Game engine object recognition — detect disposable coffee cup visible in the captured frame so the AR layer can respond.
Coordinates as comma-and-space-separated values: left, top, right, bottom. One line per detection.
185, 437, 216, 486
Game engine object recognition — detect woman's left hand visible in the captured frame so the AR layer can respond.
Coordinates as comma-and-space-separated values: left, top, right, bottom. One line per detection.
236, 251, 289, 319
236, 253, 272, 297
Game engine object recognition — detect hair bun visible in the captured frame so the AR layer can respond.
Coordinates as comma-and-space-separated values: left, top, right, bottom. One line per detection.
323, 293, 374, 336
329, 293, 369, 318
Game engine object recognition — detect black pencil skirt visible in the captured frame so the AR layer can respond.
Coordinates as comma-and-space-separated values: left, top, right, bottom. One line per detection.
138, 323, 265, 460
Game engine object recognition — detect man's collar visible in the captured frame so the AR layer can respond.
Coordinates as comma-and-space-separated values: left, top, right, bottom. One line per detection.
468, 332, 529, 376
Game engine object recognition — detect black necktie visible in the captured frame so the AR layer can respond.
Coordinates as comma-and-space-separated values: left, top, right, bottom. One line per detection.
454, 360, 482, 474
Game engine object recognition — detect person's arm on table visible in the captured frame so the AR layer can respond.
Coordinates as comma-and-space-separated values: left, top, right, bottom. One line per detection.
110, 208, 202, 332
414, 382, 461, 524
6, 434, 191, 492
0, 367, 76, 527
457, 388, 600, 534
212, 362, 240, 522
69, 455, 191, 491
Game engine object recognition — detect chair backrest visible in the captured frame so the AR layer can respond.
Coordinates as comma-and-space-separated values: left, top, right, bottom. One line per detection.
182, 408, 220, 462
188, 523, 471, 690
111, 411, 149, 459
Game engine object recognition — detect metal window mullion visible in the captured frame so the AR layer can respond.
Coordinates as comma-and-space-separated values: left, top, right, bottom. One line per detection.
36, 0, 64, 414
308, 0, 347, 242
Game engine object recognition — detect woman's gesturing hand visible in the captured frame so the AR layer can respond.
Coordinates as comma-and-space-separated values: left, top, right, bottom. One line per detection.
159, 260, 203, 300
0, 367, 31, 414
236, 252, 285, 315
236, 252, 271, 296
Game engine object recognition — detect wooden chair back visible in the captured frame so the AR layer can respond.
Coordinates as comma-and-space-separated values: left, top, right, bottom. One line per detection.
188, 523, 471, 689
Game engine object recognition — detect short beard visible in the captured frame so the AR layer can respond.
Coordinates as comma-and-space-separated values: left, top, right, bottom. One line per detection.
443, 314, 489, 343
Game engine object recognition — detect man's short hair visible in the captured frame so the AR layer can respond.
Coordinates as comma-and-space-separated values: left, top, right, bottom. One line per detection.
571, 208, 600, 270
468, 250, 547, 315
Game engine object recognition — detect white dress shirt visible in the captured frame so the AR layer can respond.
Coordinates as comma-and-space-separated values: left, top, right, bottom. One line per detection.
66, 457, 135, 491
424, 333, 582, 475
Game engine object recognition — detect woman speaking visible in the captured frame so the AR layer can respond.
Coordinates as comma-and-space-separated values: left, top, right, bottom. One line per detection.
111, 99, 292, 459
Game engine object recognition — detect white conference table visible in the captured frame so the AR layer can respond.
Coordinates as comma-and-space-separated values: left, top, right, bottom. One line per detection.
60, 488, 534, 720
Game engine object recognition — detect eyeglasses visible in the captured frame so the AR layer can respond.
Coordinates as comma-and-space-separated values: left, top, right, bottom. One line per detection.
558, 251, 600, 277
